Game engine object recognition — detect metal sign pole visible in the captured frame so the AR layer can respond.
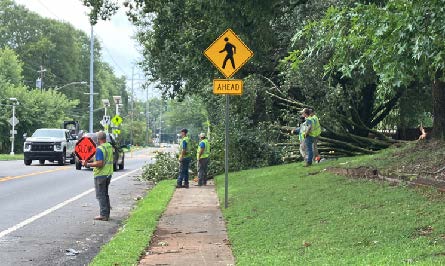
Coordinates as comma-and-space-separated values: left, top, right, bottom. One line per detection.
224, 94, 229, 208
10, 104, 15, 155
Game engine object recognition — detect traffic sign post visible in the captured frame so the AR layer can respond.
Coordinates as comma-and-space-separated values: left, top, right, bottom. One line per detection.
74, 137, 97, 162
204, 29, 253, 209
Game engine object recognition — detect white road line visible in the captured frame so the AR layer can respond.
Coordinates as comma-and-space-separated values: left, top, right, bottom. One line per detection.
0, 168, 141, 239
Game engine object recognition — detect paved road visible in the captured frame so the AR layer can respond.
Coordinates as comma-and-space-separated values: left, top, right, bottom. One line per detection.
0, 148, 159, 266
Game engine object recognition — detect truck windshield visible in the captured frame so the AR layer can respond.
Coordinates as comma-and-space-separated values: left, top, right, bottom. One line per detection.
32, 129, 65, 138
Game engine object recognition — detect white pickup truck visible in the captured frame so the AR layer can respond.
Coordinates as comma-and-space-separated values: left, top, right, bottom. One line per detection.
23, 128, 76, 166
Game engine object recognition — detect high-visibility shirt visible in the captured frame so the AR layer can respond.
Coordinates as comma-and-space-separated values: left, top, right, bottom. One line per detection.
197, 139, 210, 159
179, 136, 191, 158
308, 115, 321, 137
299, 122, 308, 142
93, 142, 114, 177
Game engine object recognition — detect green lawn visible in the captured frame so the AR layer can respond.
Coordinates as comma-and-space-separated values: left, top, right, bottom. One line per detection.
90, 180, 175, 266
216, 158, 445, 265
0, 154, 23, 160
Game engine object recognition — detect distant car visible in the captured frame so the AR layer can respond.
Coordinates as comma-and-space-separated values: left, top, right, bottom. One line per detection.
75, 133, 125, 171
23, 128, 76, 166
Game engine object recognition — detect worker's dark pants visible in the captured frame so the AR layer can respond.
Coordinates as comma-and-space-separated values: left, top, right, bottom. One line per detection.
95, 176, 111, 218
198, 158, 209, 185
305, 136, 314, 164
177, 157, 191, 186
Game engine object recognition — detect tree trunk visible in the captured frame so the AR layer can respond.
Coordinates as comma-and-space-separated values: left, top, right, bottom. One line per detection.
432, 76, 445, 140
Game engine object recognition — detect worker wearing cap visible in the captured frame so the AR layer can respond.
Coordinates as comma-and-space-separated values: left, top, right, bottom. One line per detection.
301, 108, 314, 166
196, 132, 210, 186
177, 128, 191, 188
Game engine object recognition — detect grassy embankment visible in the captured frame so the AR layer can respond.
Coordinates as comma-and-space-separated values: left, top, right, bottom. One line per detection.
0, 154, 23, 160
216, 142, 445, 265
90, 180, 175, 266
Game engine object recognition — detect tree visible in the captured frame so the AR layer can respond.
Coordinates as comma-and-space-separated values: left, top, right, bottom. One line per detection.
0, 47, 23, 85
291, 1, 445, 139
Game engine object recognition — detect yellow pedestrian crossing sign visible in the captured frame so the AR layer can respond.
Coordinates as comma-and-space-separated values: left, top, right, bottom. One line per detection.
111, 115, 122, 126
204, 29, 254, 78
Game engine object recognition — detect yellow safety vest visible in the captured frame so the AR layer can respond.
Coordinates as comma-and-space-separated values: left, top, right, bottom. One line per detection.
93, 142, 114, 177
308, 115, 321, 137
179, 136, 191, 158
197, 139, 210, 159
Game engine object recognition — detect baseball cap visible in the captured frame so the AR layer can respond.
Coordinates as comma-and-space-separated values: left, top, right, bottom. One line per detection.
199, 132, 206, 138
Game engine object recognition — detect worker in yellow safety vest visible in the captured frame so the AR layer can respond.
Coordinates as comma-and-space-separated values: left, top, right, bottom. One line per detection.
82, 131, 114, 221
177, 128, 191, 188
196, 132, 211, 186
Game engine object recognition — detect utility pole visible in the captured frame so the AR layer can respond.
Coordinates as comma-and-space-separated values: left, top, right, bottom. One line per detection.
159, 99, 162, 144
37, 65, 47, 92
89, 25, 94, 133
130, 66, 134, 146
145, 88, 149, 146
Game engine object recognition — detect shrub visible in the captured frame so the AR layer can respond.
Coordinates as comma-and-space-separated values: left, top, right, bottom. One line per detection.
141, 152, 179, 182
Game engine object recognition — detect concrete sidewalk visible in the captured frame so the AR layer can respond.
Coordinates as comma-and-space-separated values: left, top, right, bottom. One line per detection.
139, 181, 235, 266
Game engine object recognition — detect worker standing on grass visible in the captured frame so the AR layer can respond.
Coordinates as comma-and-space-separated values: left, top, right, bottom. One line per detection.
196, 133, 210, 186
301, 108, 319, 166
177, 128, 191, 188
293, 115, 308, 161
309, 109, 322, 163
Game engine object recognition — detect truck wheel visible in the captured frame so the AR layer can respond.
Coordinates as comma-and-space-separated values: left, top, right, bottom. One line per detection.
24, 159, 32, 166
39, 160, 45, 165
118, 159, 124, 170
75, 161, 82, 170
58, 152, 66, 166
70, 154, 75, 164
113, 162, 117, 171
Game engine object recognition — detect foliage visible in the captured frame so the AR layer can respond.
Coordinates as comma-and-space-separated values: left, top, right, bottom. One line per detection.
0, 0, 136, 154
90, 180, 175, 266
290, 0, 445, 139
0, 81, 78, 153
216, 158, 445, 265
141, 152, 179, 182
0, 47, 23, 85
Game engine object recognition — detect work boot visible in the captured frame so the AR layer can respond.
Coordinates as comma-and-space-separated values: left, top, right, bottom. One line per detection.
304, 162, 312, 167
183, 183, 189, 189
176, 184, 183, 188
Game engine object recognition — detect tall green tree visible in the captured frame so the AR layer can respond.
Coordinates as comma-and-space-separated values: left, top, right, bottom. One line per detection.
292, 0, 445, 139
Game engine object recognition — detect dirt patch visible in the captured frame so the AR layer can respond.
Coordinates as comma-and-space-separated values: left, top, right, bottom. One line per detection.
327, 140, 445, 192
387, 140, 445, 180
326, 167, 445, 194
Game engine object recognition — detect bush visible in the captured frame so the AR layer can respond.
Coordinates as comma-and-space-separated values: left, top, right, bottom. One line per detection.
141, 152, 179, 182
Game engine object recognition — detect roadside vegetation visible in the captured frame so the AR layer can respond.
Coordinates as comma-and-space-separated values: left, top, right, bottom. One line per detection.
90, 180, 175, 266
0, 154, 23, 161
216, 145, 445, 265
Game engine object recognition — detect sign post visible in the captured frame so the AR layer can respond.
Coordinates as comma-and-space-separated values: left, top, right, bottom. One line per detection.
204, 28, 253, 208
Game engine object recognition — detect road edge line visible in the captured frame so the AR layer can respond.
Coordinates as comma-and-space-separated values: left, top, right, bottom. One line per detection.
0, 168, 141, 239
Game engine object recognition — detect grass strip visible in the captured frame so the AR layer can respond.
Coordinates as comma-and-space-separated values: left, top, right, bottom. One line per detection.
90, 179, 176, 266
0, 154, 23, 161
216, 158, 445, 265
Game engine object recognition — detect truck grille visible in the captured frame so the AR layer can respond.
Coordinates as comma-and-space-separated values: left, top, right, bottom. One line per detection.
31, 143, 54, 151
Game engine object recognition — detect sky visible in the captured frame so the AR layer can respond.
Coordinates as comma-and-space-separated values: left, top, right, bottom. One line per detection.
14, 0, 149, 99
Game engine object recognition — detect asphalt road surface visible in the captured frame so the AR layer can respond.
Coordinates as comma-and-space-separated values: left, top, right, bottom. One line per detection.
0, 148, 161, 266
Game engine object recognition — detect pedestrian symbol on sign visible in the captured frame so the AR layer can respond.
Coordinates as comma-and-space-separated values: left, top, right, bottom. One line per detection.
219, 37, 236, 69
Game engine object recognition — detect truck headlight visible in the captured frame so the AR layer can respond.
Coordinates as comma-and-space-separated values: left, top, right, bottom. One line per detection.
24, 142, 31, 151
55, 142, 62, 150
